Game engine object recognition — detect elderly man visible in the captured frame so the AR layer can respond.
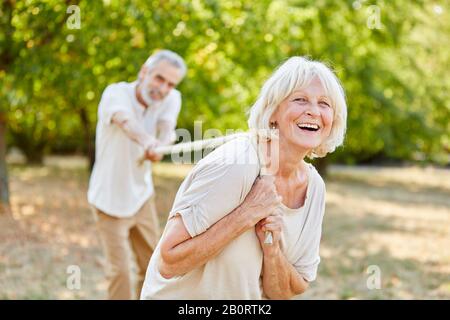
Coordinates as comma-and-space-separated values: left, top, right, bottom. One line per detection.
88, 50, 186, 300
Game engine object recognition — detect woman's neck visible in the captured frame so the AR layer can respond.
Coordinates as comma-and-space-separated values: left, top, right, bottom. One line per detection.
274, 138, 309, 180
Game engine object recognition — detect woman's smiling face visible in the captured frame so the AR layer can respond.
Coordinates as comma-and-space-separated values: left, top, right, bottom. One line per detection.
271, 76, 334, 151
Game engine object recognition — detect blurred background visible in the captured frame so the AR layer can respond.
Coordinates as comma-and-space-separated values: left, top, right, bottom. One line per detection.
0, 0, 449, 299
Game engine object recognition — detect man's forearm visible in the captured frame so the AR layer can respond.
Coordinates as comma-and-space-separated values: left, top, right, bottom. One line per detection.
156, 120, 176, 146
262, 249, 308, 299
112, 112, 156, 148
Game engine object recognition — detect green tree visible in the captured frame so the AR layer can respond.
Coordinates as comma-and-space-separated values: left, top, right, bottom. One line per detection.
1, 0, 448, 172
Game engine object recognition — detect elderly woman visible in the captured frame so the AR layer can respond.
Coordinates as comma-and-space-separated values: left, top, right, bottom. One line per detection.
140, 56, 347, 299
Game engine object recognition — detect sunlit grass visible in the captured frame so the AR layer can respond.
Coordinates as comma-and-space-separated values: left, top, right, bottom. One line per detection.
1, 157, 449, 299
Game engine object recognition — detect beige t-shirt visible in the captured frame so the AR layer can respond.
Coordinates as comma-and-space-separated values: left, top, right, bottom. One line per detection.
140, 134, 326, 300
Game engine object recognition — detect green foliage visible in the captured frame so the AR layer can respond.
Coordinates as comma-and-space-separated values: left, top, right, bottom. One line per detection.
1, 0, 449, 164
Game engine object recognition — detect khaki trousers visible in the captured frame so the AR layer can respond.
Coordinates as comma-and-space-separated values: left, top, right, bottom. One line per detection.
93, 196, 160, 300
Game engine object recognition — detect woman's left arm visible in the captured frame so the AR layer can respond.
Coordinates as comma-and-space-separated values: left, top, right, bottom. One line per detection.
262, 246, 309, 299
256, 216, 309, 299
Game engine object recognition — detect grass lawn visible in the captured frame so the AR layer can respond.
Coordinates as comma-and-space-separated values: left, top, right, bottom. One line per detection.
1, 156, 449, 299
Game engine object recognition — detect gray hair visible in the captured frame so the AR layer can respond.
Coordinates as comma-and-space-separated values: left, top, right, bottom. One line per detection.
144, 49, 187, 78
248, 56, 347, 159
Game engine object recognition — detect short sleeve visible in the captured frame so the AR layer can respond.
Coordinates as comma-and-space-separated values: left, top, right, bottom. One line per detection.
157, 90, 181, 126
98, 84, 133, 126
293, 181, 326, 282
169, 137, 260, 238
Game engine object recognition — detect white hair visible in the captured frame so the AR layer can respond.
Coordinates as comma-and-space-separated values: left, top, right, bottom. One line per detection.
144, 49, 187, 78
247, 56, 347, 159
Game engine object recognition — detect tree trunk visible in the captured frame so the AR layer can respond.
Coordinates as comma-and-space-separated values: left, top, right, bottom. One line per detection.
24, 148, 45, 165
0, 111, 10, 214
1, 0, 14, 214
314, 157, 329, 179
78, 107, 95, 171
9, 130, 46, 165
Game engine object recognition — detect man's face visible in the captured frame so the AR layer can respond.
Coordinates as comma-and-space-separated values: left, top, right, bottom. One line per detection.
139, 60, 183, 101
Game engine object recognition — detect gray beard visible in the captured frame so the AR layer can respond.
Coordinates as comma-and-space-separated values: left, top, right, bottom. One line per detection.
140, 86, 157, 107
139, 77, 164, 108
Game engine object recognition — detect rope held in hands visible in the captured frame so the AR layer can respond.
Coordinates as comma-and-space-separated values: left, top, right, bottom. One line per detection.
138, 132, 275, 244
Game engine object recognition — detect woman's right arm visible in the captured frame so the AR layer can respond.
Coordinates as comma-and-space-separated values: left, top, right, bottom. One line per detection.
159, 175, 281, 279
